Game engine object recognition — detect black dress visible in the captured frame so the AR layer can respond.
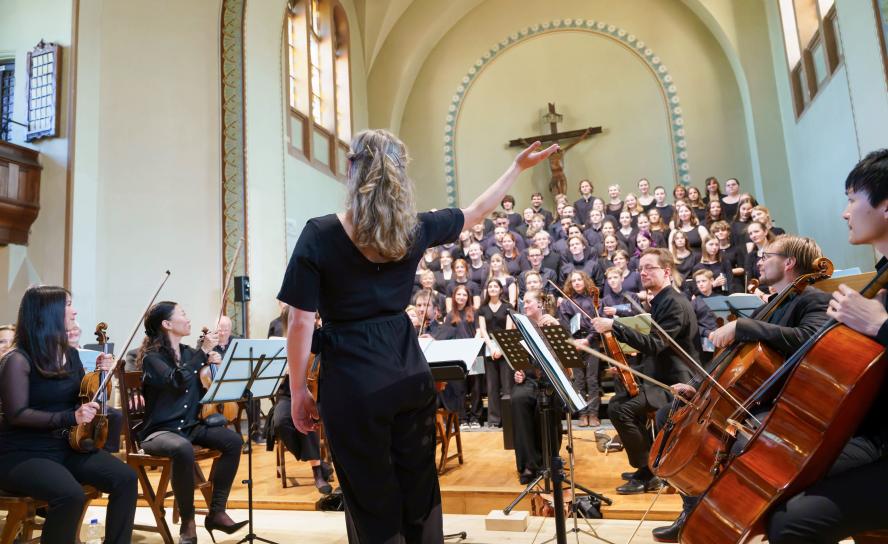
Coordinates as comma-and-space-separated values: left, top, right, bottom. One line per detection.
278, 209, 464, 544
478, 301, 513, 426
0, 348, 137, 543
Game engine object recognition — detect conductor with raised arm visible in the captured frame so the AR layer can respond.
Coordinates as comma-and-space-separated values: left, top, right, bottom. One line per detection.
278, 129, 557, 544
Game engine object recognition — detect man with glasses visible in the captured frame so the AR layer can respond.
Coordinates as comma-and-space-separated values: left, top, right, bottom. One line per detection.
763, 149, 888, 543
592, 248, 700, 494
650, 234, 831, 542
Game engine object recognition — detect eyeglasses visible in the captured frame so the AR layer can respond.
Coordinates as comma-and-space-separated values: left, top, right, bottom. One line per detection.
639, 265, 664, 273
759, 252, 788, 261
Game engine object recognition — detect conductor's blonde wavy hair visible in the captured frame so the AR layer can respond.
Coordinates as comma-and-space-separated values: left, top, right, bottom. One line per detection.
346, 129, 417, 261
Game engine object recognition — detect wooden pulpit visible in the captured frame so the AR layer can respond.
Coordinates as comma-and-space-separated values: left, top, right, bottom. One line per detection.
0, 141, 41, 245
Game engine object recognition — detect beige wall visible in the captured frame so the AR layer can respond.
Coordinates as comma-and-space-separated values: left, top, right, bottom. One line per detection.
373, 0, 753, 215
0, 0, 73, 324
71, 0, 223, 342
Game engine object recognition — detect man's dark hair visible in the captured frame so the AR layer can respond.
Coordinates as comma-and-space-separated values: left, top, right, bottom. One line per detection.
501, 194, 515, 206
845, 149, 888, 207
491, 210, 506, 220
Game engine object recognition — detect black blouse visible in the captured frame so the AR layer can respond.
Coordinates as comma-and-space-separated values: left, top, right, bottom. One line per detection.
477, 301, 513, 332
0, 348, 83, 453
139, 345, 207, 441
279, 209, 464, 321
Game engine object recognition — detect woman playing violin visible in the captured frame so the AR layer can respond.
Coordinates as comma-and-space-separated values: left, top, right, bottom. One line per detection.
0, 286, 137, 543
136, 301, 246, 544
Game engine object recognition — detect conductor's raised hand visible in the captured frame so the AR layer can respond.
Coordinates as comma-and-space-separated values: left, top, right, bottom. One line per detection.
514, 141, 560, 172
291, 385, 320, 435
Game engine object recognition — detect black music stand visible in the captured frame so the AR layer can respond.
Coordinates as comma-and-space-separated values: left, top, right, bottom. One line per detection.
200, 338, 288, 544
493, 315, 612, 544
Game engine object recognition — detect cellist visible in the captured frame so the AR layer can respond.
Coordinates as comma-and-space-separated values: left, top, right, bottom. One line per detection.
649, 234, 831, 542
766, 149, 888, 543
591, 248, 700, 495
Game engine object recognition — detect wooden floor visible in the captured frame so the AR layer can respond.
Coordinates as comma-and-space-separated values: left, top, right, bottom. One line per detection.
109, 427, 682, 521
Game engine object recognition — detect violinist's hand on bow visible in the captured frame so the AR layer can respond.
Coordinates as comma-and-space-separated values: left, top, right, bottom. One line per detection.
96, 353, 115, 372
75, 402, 100, 425
591, 317, 613, 333
828, 284, 888, 338
709, 320, 737, 349
207, 351, 222, 365
671, 383, 697, 400
291, 385, 320, 435
200, 330, 220, 354
514, 141, 560, 172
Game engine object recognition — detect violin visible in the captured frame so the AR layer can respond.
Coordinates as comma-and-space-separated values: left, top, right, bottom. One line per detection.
682, 258, 886, 542
198, 327, 239, 422
68, 323, 113, 452
648, 257, 834, 497
548, 280, 639, 397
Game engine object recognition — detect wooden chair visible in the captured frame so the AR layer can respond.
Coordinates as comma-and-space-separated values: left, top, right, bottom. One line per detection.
275, 436, 290, 488
0, 486, 100, 544
435, 408, 464, 474
118, 371, 222, 544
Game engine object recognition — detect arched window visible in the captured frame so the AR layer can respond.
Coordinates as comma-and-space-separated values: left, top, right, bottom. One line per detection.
777, 0, 841, 117
286, 0, 351, 178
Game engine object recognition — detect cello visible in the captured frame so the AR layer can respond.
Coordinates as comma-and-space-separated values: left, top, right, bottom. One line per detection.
548, 280, 639, 397
648, 258, 834, 496
681, 263, 888, 543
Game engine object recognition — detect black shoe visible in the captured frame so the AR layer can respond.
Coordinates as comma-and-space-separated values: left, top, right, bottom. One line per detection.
313, 465, 333, 495
320, 461, 334, 482
518, 469, 536, 485
621, 470, 639, 481
652, 509, 688, 543
204, 516, 248, 543
616, 476, 663, 495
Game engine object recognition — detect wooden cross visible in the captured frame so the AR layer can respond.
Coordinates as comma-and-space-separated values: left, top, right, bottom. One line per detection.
508, 102, 602, 196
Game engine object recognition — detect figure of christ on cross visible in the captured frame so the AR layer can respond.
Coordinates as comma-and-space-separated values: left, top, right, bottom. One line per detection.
508, 102, 602, 197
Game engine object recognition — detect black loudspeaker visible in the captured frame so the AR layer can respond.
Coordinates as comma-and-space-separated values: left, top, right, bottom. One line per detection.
234, 276, 251, 302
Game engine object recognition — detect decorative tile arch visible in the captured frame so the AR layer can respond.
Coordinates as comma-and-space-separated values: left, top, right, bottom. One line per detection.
220, 0, 249, 334
442, 18, 690, 206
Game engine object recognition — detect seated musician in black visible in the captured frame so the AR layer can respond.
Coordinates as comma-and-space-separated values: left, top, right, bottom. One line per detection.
765, 150, 888, 544
136, 301, 246, 544
592, 248, 699, 495
0, 286, 137, 544
651, 234, 831, 542
511, 289, 564, 484
266, 306, 333, 494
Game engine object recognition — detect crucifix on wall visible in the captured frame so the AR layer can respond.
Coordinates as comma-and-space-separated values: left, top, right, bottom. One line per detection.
508, 102, 602, 196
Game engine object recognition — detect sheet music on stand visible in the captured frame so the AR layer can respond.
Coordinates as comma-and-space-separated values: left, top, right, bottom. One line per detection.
199, 339, 288, 405
492, 315, 586, 414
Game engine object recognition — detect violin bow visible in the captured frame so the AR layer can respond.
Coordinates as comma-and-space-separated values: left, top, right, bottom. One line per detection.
89, 270, 172, 403
569, 341, 696, 408
621, 293, 760, 425
215, 237, 244, 328
418, 287, 432, 336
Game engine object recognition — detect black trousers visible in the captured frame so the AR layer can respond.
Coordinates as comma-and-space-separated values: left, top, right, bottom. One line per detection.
466, 374, 484, 423
140, 424, 243, 520
318, 313, 443, 544
272, 394, 321, 461
484, 357, 513, 426
571, 354, 600, 416
766, 435, 888, 543
510, 379, 563, 474
608, 389, 657, 469
0, 448, 137, 544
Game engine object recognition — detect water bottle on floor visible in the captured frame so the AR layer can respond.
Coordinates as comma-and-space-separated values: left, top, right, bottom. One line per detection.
84, 518, 103, 544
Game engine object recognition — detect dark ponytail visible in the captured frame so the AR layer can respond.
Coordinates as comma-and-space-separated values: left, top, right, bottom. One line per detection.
135, 301, 178, 369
